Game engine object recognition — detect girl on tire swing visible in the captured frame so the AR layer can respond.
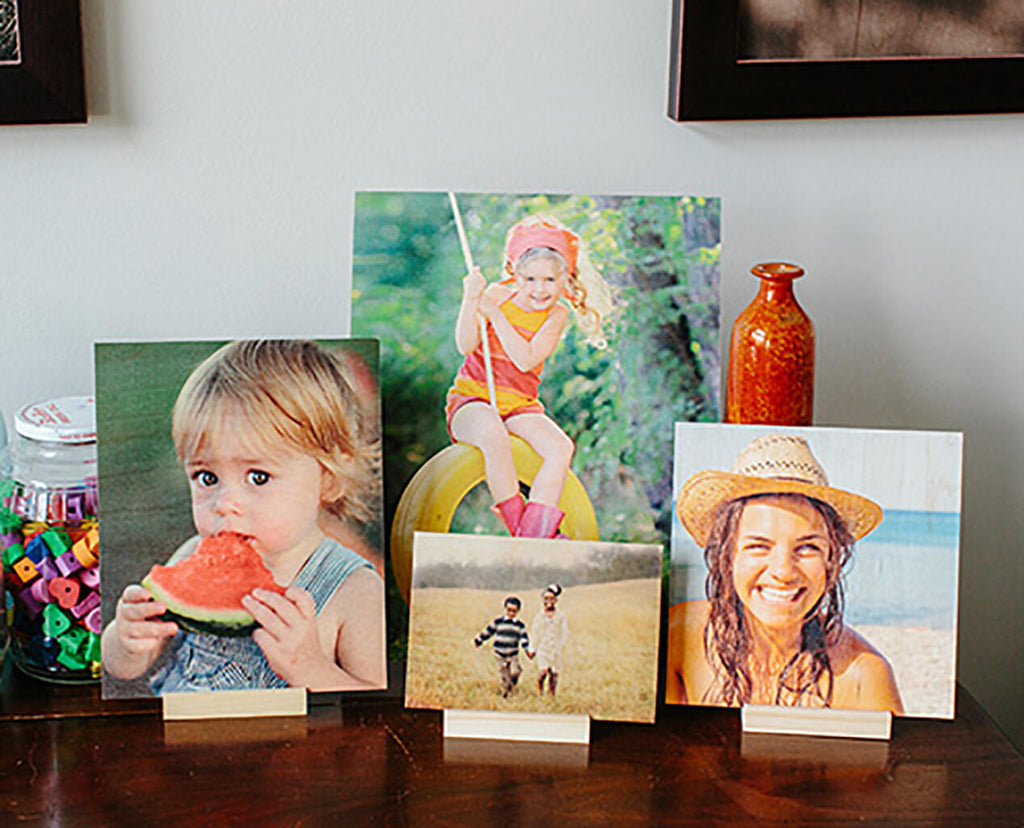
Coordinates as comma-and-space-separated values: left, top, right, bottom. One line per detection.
445, 216, 614, 539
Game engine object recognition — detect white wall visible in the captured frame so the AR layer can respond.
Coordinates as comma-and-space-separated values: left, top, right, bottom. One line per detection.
2, 1, 1021, 744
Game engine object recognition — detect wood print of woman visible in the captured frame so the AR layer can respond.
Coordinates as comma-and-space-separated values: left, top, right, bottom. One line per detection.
667, 434, 904, 713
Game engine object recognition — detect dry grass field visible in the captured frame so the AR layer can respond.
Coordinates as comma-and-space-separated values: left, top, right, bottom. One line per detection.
405, 578, 660, 722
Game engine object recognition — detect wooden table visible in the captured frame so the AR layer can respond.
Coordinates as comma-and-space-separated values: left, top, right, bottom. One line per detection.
1, 667, 1021, 825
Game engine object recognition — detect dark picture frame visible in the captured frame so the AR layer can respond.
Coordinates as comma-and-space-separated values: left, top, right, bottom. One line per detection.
0, 0, 85, 125
668, 0, 1024, 121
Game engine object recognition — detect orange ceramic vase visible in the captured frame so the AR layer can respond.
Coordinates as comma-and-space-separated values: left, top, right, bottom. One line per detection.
725, 262, 815, 425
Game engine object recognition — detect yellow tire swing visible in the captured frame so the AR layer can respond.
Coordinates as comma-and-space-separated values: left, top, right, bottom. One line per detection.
390, 438, 599, 602
389, 194, 599, 603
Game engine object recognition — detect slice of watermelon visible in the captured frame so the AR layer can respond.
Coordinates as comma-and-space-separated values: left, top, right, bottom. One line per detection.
142, 532, 287, 637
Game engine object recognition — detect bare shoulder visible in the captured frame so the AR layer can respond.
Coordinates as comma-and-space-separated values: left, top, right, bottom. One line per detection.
318, 565, 386, 689
666, 601, 712, 705
536, 302, 570, 334
669, 600, 709, 641
831, 626, 904, 713
549, 302, 570, 323
324, 566, 384, 622
831, 625, 884, 669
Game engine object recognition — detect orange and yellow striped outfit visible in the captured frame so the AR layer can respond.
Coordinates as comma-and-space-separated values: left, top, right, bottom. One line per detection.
445, 297, 552, 438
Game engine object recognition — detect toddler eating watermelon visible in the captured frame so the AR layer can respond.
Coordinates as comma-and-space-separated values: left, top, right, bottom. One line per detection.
101, 340, 385, 693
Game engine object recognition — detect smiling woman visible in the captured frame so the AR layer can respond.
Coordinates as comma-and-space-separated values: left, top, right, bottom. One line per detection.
665, 433, 904, 713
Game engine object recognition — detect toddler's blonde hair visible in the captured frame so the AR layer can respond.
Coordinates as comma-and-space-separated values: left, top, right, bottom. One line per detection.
172, 339, 380, 525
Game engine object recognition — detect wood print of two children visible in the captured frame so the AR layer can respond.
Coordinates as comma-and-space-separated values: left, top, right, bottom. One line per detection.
102, 340, 387, 693
474, 585, 568, 699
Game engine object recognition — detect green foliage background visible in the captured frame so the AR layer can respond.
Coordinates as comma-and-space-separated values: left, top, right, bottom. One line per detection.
352, 192, 721, 654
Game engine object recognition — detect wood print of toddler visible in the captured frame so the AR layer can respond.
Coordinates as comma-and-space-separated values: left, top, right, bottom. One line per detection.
666, 434, 903, 713
102, 340, 386, 694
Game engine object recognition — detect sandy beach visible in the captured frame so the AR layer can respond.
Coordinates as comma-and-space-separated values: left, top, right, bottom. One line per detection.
855, 624, 956, 719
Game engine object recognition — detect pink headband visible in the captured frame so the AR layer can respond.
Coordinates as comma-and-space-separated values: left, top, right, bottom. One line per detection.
505, 222, 579, 273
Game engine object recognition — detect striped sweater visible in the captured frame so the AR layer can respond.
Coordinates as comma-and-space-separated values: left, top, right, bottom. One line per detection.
474, 615, 530, 658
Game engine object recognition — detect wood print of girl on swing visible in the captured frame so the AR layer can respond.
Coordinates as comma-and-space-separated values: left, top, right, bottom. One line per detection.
445, 213, 615, 539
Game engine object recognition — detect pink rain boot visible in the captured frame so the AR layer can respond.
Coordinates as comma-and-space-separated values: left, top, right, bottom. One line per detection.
491, 494, 526, 536
515, 502, 566, 539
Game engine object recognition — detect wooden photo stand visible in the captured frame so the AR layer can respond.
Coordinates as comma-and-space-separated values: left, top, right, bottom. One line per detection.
741, 704, 892, 741
443, 709, 590, 745
162, 687, 307, 721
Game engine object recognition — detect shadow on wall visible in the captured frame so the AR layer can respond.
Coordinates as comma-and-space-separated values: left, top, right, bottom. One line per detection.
950, 402, 1024, 752
822, 308, 1024, 750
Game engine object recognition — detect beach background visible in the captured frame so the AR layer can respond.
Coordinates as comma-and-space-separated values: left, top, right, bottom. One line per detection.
668, 423, 962, 718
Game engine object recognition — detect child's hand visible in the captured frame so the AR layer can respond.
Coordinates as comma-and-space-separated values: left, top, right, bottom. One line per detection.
244, 586, 330, 687
478, 289, 501, 320
462, 266, 486, 302
112, 584, 179, 656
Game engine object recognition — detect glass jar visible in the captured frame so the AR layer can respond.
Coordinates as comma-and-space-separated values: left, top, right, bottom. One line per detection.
0, 412, 8, 678
1, 397, 100, 683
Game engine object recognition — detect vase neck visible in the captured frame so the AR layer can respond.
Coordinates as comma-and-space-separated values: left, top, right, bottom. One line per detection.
750, 263, 804, 305
757, 275, 797, 303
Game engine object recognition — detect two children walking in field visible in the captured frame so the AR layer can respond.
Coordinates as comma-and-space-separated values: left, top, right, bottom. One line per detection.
474, 585, 568, 699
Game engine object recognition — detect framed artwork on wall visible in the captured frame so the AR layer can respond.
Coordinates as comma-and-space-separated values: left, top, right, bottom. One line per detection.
669, 0, 1024, 121
0, 0, 86, 125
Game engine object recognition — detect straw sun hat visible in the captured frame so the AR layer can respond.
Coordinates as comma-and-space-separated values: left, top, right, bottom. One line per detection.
676, 433, 883, 548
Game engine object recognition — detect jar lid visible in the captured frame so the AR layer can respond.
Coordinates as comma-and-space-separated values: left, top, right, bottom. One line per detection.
15, 396, 97, 444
